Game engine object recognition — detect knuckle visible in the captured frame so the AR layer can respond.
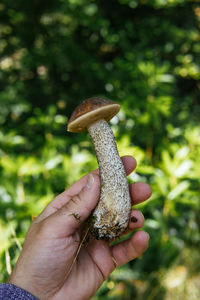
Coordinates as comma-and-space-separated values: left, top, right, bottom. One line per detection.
35, 218, 51, 237
71, 194, 82, 205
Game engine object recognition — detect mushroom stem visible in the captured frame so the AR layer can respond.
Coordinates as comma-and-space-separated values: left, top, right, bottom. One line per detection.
88, 119, 131, 240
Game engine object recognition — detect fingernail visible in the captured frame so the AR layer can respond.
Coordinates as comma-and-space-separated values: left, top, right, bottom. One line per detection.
86, 174, 94, 189
131, 216, 138, 223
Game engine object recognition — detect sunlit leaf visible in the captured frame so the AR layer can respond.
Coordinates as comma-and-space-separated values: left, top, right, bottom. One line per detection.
168, 181, 190, 200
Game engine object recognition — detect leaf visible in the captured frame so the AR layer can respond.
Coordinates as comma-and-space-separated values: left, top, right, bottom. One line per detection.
174, 160, 193, 178
168, 181, 190, 201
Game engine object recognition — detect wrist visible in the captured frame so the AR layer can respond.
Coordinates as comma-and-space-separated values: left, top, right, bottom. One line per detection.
8, 274, 39, 299
1, 282, 38, 300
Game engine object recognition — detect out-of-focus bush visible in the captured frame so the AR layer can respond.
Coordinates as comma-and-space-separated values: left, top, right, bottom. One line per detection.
0, 0, 200, 298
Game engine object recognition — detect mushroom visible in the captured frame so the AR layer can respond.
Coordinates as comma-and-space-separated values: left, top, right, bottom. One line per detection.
67, 97, 131, 240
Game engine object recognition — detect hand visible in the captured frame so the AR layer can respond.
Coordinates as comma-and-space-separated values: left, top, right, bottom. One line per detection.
8, 156, 152, 300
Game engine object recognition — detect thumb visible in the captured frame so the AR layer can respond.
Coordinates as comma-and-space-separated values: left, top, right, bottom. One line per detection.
42, 174, 100, 236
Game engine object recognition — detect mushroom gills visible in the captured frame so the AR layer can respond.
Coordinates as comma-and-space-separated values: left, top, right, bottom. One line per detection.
88, 119, 131, 240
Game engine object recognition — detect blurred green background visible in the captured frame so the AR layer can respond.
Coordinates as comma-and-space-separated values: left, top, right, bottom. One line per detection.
0, 0, 200, 299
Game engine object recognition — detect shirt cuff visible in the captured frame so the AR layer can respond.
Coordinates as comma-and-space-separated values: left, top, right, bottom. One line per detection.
0, 283, 38, 300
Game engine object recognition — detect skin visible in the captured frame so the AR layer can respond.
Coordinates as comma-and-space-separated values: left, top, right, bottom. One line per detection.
8, 156, 152, 300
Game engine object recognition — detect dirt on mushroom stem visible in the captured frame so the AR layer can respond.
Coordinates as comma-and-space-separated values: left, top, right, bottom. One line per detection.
88, 119, 131, 240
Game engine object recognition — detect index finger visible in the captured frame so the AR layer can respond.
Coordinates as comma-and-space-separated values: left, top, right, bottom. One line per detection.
54, 155, 136, 202
36, 156, 137, 222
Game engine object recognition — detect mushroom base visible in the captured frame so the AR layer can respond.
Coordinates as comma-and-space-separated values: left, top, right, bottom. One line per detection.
90, 217, 130, 241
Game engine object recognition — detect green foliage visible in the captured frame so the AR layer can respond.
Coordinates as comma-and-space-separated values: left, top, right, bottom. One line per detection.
0, 0, 200, 298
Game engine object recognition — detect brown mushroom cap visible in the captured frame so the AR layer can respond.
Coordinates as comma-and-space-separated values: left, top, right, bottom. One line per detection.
67, 97, 120, 132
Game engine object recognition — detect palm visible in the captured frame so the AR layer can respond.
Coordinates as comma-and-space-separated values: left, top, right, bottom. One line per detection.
53, 236, 115, 300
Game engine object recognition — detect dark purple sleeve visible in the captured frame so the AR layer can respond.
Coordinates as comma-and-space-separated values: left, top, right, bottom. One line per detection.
0, 283, 38, 300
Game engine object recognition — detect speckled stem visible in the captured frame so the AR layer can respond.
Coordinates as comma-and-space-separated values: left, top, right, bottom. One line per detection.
88, 119, 131, 240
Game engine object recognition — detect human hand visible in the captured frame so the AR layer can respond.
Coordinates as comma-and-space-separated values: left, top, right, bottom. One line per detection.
8, 156, 152, 300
